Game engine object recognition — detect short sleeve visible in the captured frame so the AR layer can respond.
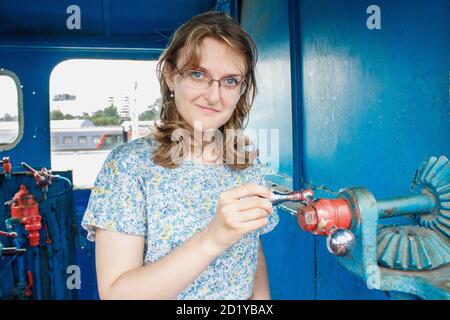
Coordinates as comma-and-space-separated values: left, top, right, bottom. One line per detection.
252, 159, 280, 236
81, 144, 148, 242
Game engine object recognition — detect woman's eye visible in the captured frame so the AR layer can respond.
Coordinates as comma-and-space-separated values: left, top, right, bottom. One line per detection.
190, 71, 205, 80
224, 78, 238, 87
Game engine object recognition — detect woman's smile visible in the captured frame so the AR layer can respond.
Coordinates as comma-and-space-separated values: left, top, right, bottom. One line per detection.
196, 104, 220, 113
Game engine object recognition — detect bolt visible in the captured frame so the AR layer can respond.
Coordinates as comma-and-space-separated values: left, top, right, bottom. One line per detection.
297, 206, 318, 231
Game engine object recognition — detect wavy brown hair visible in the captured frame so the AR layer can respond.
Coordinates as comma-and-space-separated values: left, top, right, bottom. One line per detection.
151, 11, 259, 170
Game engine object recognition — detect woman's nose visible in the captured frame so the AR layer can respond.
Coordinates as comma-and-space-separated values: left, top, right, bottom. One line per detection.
204, 80, 221, 104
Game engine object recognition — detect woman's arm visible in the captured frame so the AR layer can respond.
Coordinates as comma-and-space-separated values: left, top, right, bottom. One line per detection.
95, 227, 219, 300
250, 240, 271, 300
95, 183, 273, 300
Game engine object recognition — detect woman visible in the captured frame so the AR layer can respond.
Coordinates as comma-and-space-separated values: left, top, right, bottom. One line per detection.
81, 11, 279, 300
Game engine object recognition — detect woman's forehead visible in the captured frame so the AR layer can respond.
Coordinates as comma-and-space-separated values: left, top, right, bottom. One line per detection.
177, 37, 247, 76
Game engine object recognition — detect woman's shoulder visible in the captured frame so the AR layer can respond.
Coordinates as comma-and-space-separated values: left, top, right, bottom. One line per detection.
242, 157, 275, 176
235, 157, 276, 186
104, 135, 157, 170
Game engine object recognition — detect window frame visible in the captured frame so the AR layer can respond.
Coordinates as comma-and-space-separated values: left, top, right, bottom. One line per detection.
0, 69, 24, 151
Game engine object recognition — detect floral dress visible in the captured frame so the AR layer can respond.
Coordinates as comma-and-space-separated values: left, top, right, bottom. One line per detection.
81, 135, 279, 299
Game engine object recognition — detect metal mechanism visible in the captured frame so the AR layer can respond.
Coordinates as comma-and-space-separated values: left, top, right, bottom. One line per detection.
297, 198, 354, 256
283, 155, 450, 299
0, 157, 12, 179
270, 188, 314, 205
21, 162, 53, 195
7, 185, 42, 247
0, 159, 74, 300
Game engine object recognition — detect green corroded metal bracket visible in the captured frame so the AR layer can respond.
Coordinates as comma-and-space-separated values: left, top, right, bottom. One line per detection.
334, 156, 450, 299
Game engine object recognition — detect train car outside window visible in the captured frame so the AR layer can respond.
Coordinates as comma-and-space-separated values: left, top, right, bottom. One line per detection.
49, 59, 160, 187
92, 135, 101, 144
78, 136, 88, 144
63, 136, 73, 145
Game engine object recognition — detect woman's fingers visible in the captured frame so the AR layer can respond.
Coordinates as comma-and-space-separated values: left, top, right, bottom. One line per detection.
222, 183, 272, 202
240, 217, 269, 233
237, 208, 271, 223
236, 196, 273, 214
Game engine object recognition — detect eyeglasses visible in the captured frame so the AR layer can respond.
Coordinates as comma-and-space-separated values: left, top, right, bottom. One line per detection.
177, 69, 247, 97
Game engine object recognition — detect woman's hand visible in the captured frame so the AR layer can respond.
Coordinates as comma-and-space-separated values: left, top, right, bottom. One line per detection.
202, 183, 273, 256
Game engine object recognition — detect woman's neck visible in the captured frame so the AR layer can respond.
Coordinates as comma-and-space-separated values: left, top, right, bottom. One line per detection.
186, 143, 222, 164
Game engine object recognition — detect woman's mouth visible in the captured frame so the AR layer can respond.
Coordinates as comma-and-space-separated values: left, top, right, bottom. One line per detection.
197, 105, 220, 113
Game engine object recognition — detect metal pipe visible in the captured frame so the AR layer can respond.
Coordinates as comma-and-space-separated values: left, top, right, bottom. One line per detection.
32, 247, 42, 300
377, 193, 437, 218
1, 247, 26, 256
6, 220, 27, 299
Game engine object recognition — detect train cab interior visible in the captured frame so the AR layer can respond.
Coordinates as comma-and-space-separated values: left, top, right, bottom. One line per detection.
0, 0, 449, 300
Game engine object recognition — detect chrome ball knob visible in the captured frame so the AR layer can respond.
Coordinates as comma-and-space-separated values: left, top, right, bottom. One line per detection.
326, 228, 355, 256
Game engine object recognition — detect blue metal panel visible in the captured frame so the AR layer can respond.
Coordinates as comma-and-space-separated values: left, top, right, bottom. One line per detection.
73, 189, 99, 300
295, 0, 449, 299
240, 0, 315, 299
0, 0, 217, 37
109, 0, 217, 36
0, 0, 104, 36
0, 171, 76, 299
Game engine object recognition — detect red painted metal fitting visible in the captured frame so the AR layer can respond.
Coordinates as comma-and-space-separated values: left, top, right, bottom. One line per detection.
301, 188, 314, 203
24, 271, 33, 297
297, 198, 352, 236
2, 157, 12, 174
297, 206, 318, 231
10, 185, 42, 247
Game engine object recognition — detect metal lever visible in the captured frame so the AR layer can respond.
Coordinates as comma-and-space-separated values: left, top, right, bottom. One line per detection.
269, 188, 314, 205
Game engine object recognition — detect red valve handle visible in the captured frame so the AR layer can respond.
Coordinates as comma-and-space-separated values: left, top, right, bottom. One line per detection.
297, 198, 352, 236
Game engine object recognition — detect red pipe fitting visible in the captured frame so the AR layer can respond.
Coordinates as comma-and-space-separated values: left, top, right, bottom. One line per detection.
10, 185, 42, 247
297, 198, 352, 236
1, 157, 12, 175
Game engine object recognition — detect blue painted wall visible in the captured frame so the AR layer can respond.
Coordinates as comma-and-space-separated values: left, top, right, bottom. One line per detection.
241, 0, 449, 299
298, 0, 449, 299
241, 0, 315, 299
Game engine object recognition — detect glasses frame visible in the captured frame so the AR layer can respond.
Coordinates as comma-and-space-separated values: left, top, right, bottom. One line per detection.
175, 68, 248, 96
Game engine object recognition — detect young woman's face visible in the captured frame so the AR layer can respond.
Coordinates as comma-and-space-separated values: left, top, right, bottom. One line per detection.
167, 37, 246, 132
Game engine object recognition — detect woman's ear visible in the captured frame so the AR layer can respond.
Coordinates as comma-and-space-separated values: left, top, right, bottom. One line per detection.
163, 66, 175, 91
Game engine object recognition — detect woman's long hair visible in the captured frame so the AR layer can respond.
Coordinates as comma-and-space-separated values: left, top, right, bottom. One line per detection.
152, 11, 259, 170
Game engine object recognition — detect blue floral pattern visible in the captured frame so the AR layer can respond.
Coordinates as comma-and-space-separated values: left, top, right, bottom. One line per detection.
81, 136, 279, 299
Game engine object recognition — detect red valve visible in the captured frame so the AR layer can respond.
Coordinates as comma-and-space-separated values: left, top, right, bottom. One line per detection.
24, 271, 33, 297
10, 185, 42, 247
297, 198, 352, 235
21, 162, 52, 189
1, 157, 12, 175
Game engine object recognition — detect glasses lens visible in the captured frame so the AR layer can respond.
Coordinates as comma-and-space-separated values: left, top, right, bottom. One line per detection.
184, 70, 210, 90
181, 70, 246, 97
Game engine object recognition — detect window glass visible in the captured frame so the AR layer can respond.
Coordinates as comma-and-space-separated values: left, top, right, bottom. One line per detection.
78, 136, 87, 144
50, 59, 160, 187
0, 72, 22, 148
63, 136, 73, 144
